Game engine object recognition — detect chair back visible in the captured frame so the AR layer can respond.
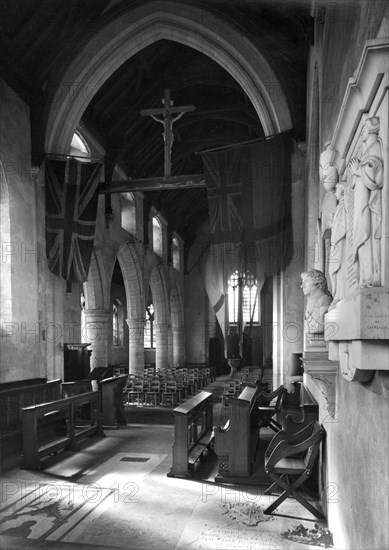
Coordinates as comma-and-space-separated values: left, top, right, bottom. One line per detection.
303, 422, 325, 470
149, 379, 160, 392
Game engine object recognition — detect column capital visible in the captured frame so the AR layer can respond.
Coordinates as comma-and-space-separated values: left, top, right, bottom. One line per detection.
83, 309, 110, 319
126, 317, 146, 328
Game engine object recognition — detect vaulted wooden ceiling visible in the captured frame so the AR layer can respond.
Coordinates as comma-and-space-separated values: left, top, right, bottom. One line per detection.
0, 0, 312, 246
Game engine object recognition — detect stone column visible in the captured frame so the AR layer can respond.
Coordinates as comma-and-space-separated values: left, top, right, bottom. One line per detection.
82, 309, 110, 370
126, 318, 145, 375
154, 323, 169, 371
277, 143, 306, 388
172, 326, 185, 366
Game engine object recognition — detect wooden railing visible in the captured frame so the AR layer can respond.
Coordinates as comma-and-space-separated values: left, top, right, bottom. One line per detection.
22, 391, 104, 470
167, 391, 214, 478
214, 384, 259, 480
0, 379, 62, 469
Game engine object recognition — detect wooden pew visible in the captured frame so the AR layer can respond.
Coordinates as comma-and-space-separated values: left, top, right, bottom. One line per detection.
0, 379, 62, 469
167, 391, 214, 478
21, 391, 104, 470
61, 379, 92, 398
214, 384, 259, 481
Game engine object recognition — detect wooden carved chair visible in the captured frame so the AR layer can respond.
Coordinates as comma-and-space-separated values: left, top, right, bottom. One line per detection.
263, 420, 325, 519
257, 385, 285, 433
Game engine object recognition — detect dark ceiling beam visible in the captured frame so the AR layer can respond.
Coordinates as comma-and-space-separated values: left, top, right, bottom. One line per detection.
98, 174, 205, 195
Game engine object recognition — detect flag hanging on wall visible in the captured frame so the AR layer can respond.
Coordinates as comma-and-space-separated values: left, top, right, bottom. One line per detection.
45, 158, 101, 283
201, 131, 293, 274
199, 131, 293, 341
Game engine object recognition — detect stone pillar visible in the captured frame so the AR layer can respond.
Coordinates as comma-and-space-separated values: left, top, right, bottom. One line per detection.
172, 326, 185, 366
82, 309, 110, 370
154, 323, 169, 371
281, 144, 306, 379
126, 318, 145, 375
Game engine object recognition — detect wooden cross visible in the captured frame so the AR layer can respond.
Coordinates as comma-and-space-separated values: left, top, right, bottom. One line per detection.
140, 88, 196, 177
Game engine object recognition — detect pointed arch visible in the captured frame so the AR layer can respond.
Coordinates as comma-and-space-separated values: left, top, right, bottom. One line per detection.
117, 241, 144, 320
45, 1, 291, 154
170, 283, 184, 329
149, 265, 169, 326
83, 246, 110, 310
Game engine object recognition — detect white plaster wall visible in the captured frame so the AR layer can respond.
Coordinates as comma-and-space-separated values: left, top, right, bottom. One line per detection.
0, 80, 41, 382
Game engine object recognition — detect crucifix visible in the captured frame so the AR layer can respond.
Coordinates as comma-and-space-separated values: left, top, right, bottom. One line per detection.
140, 88, 196, 178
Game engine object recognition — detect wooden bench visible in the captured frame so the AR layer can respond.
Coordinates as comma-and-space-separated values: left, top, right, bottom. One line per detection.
21, 391, 104, 470
214, 384, 259, 481
167, 391, 214, 478
0, 379, 62, 470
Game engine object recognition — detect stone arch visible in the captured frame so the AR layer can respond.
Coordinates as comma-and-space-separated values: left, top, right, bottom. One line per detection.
45, 1, 292, 154
83, 246, 110, 311
170, 283, 184, 329
117, 241, 144, 320
116, 242, 145, 373
149, 265, 170, 369
149, 264, 169, 326
170, 283, 185, 366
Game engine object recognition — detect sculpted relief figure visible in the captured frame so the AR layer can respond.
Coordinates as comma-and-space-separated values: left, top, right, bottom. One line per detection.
328, 182, 347, 303
348, 117, 384, 287
319, 143, 338, 192
301, 270, 333, 334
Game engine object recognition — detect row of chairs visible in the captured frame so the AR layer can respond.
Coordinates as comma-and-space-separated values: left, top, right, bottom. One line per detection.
221, 366, 263, 405
123, 367, 212, 407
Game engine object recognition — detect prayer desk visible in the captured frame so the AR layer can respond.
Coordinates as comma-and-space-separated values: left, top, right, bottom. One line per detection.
168, 391, 214, 478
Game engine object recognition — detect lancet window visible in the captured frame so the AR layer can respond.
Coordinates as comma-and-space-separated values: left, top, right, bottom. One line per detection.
228, 271, 259, 324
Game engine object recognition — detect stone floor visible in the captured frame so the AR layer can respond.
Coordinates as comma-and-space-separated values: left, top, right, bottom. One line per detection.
0, 376, 333, 550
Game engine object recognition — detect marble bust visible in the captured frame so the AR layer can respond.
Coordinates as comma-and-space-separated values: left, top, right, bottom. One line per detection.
301, 269, 333, 334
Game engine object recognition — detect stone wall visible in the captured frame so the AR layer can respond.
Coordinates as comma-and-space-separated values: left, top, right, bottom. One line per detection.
305, 4, 389, 549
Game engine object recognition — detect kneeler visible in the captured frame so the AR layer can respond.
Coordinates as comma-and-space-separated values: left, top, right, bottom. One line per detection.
263, 420, 325, 519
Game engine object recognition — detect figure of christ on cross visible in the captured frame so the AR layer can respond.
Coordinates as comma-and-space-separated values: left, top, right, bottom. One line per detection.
140, 88, 196, 178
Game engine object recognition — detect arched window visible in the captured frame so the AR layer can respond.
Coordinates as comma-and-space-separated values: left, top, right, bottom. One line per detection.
152, 216, 162, 256
144, 303, 155, 348
121, 192, 136, 235
228, 271, 259, 324
112, 298, 123, 346
69, 131, 91, 161
171, 237, 180, 270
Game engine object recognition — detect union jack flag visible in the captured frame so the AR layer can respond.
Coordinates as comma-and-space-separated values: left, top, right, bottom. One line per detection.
45, 158, 101, 283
